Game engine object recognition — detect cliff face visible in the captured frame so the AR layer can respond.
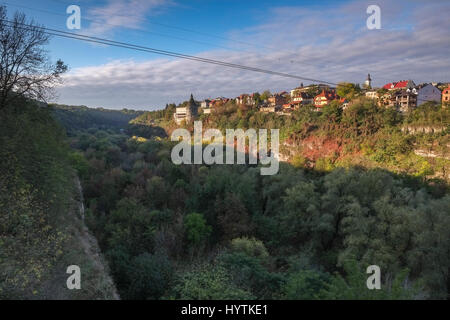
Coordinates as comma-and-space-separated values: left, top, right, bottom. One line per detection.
281, 135, 346, 167
280, 131, 450, 181
66, 177, 120, 300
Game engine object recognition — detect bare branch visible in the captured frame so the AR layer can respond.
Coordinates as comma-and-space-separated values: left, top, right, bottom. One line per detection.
0, 6, 67, 109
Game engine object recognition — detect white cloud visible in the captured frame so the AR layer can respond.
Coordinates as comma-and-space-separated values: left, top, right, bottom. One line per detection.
57, 0, 450, 110
83, 0, 171, 36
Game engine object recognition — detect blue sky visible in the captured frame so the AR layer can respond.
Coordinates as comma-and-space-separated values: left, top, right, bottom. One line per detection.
2, 0, 449, 110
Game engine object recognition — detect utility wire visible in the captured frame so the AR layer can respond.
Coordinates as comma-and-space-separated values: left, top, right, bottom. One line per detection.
5, 0, 365, 74
0, 18, 339, 86
0, 1, 252, 53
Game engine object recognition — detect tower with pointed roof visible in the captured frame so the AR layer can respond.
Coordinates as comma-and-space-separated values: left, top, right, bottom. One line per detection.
364, 74, 372, 89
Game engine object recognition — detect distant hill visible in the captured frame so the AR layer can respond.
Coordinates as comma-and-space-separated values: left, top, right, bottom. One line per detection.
50, 104, 144, 134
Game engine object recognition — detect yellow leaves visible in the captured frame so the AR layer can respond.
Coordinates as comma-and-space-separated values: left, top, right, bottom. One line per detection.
131, 136, 147, 143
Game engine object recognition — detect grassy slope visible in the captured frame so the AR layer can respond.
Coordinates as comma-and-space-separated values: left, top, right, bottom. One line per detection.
0, 100, 118, 299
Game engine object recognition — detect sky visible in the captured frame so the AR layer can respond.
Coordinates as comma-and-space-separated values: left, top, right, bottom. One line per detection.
2, 0, 450, 110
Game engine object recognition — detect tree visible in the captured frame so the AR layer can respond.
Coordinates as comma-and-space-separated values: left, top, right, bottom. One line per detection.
260, 90, 271, 101
216, 193, 252, 242
126, 252, 173, 300
230, 237, 269, 260
283, 270, 330, 300
337, 82, 361, 100
184, 213, 212, 248
172, 264, 254, 300
322, 260, 418, 300
0, 6, 67, 109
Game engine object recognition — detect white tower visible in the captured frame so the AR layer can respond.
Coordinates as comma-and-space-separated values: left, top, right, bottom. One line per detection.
364, 74, 372, 89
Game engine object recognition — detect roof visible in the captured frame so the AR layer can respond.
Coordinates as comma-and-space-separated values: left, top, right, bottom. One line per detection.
394, 81, 409, 88
315, 90, 336, 100
383, 80, 415, 90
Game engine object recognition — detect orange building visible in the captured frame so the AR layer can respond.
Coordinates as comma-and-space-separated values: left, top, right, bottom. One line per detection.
442, 85, 450, 106
314, 90, 337, 108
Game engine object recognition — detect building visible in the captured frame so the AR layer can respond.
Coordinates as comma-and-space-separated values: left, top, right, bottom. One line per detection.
441, 85, 450, 106
268, 93, 287, 107
364, 74, 372, 89
365, 90, 378, 99
290, 83, 331, 98
417, 84, 441, 106
199, 99, 212, 115
314, 90, 337, 108
235, 94, 254, 105
394, 90, 417, 112
200, 99, 211, 109
383, 80, 416, 91
291, 92, 314, 106
339, 98, 349, 109
174, 94, 198, 125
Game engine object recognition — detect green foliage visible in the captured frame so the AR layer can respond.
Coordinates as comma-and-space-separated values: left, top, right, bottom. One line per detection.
172, 265, 254, 300
125, 252, 173, 300
184, 213, 212, 248
230, 237, 269, 260
51, 104, 142, 134
323, 260, 418, 300
61, 101, 449, 300
0, 101, 116, 299
336, 82, 361, 100
283, 270, 330, 300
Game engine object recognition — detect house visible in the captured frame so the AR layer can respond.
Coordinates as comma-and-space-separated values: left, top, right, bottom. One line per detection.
441, 85, 450, 106
291, 83, 309, 97
200, 99, 211, 109
174, 94, 198, 125
394, 90, 417, 112
290, 83, 331, 98
209, 97, 230, 108
339, 98, 349, 109
382, 80, 416, 91
365, 90, 378, 99
235, 94, 254, 105
268, 93, 287, 107
291, 92, 314, 106
417, 84, 441, 106
314, 90, 337, 108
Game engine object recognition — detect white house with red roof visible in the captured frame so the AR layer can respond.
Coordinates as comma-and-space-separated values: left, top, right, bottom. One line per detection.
314, 90, 337, 108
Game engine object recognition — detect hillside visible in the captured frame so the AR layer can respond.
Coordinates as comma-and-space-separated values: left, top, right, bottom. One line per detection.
50, 104, 143, 134
141, 97, 450, 184
0, 99, 118, 299
63, 97, 449, 300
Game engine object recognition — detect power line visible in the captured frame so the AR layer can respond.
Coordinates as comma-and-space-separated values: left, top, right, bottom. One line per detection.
0, 1, 252, 53
5, 0, 366, 74
0, 18, 339, 86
